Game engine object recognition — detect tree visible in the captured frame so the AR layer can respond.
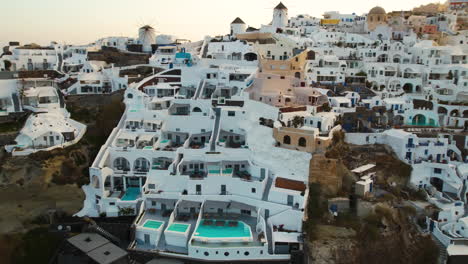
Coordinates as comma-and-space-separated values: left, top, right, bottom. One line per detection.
292, 115, 304, 128
322, 103, 332, 112
356, 71, 367, 77
447, 70, 453, 80
4, 60, 12, 71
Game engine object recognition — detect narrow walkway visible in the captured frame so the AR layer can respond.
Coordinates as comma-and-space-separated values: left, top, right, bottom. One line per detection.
209, 108, 221, 152
262, 176, 273, 201
265, 209, 273, 254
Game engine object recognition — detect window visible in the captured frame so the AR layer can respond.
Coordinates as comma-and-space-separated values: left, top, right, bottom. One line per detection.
44, 136, 47, 141
283, 135, 291, 144
151, 201, 156, 206
228, 111, 235, 116
56, 136, 59, 140
251, 188, 256, 193
148, 184, 155, 189
298, 137, 307, 147
244, 251, 250, 256
241, 209, 251, 215
109, 202, 115, 206
434, 168, 442, 174
204, 252, 209, 256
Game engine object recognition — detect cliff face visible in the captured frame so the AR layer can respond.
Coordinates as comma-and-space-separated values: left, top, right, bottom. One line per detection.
308, 225, 359, 264
306, 134, 438, 264
0, 92, 125, 263
0, 146, 89, 233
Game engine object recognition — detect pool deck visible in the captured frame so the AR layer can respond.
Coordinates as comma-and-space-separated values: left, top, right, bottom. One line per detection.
137, 210, 170, 227
192, 215, 262, 247
156, 217, 198, 254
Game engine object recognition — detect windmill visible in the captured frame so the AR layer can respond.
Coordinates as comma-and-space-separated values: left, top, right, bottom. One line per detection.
138, 25, 156, 53
135, 18, 160, 53
262, 1, 300, 28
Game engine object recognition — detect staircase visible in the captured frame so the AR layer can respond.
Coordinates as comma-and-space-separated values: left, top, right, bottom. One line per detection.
193, 79, 205, 100
11, 93, 21, 112
432, 235, 448, 264
209, 108, 221, 152
57, 53, 63, 73
85, 217, 122, 246
265, 209, 274, 255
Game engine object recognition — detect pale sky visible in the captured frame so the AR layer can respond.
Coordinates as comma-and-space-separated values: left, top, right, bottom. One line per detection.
1, 0, 439, 47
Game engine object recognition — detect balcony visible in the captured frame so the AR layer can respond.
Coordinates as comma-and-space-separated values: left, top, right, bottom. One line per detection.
406, 144, 415, 148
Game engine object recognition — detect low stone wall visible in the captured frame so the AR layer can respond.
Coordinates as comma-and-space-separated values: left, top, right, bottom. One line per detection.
0, 132, 18, 147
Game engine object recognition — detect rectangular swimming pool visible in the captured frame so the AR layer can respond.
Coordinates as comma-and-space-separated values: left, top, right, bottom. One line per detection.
121, 187, 141, 201
195, 220, 251, 238
143, 220, 164, 229
167, 223, 190, 233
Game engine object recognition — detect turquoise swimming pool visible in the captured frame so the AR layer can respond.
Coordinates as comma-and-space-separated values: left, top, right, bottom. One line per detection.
121, 187, 141, 201
167, 223, 189, 233
195, 220, 251, 238
143, 220, 164, 229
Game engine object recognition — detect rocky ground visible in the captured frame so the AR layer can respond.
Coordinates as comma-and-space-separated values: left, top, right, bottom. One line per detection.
306, 131, 439, 264
0, 91, 124, 264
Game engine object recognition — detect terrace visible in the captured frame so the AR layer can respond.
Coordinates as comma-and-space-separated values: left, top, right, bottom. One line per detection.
152, 157, 172, 170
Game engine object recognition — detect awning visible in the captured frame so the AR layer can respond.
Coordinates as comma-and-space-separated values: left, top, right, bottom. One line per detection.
117, 131, 137, 141
137, 134, 154, 142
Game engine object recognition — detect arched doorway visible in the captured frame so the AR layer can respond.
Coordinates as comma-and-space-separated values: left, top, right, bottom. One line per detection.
114, 157, 130, 171
412, 114, 426, 126
283, 135, 291, 144
134, 157, 150, 172
403, 83, 413, 93
92, 175, 100, 189
244, 53, 258, 61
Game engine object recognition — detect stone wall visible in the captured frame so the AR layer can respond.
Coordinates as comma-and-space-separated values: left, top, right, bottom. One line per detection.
309, 154, 342, 195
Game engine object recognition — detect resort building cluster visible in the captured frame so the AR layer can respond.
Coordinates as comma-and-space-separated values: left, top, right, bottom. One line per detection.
1, 1, 468, 262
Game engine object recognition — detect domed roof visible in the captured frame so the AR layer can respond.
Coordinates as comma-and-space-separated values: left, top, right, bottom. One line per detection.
369, 6, 386, 15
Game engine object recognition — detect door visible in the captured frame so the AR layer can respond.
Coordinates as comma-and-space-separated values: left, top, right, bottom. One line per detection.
49, 136, 55, 146
176, 135, 180, 144
406, 152, 412, 160
287, 195, 293, 206
161, 203, 166, 212
144, 234, 150, 245
234, 164, 240, 173
221, 185, 226, 195
317, 121, 322, 130
201, 136, 206, 143
196, 184, 201, 195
